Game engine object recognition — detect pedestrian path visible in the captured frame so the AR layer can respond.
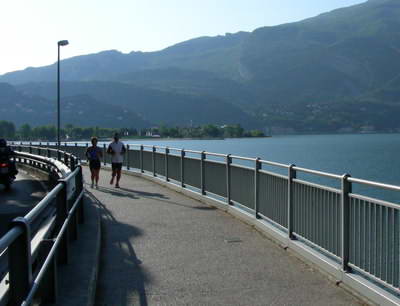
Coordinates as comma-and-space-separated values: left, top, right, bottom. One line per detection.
83, 167, 363, 306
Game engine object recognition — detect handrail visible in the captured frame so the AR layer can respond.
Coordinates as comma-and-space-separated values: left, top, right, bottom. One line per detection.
11, 141, 400, 305
1, 145, 84, 305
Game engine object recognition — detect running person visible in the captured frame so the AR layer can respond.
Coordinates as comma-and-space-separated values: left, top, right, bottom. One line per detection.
107, 133, 126, 188
86, 137, 103, 188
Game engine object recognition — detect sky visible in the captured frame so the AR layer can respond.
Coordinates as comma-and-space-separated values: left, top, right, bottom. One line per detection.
0, 0, 367, 75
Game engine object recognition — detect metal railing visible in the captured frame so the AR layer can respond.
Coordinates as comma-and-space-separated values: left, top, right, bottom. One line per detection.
13, 141, 400, 303
1, 146, 84, 306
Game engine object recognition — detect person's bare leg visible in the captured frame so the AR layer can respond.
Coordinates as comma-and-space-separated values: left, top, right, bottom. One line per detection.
115, 169, 121, 188
95, 169, 100, 187
91, 170, 95, 187
110, 169, 116, 185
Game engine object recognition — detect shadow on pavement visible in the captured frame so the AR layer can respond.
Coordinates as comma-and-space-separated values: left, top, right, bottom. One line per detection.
96, 184, 217, 211
91, 191, 152, 306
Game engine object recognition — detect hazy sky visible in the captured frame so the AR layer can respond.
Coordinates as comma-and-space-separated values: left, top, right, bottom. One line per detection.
0, 0, 366, 75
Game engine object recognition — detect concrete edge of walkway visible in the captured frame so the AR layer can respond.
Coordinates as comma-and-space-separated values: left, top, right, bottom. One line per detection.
56, 191, 102, 306
96, 166, 377, 306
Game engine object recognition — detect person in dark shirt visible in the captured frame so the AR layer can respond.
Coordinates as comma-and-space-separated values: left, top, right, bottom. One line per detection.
85, 137, 103, 188
0, 139, 18, 177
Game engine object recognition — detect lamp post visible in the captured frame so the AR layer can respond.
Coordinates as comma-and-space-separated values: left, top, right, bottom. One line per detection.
57, 40, 69, 150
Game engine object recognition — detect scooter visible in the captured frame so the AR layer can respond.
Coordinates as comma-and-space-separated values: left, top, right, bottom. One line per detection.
0, 161, 15, 190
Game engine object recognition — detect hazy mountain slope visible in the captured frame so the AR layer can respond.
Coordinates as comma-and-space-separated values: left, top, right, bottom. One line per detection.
0, 32, 249, 85
241, 0, 400, 104
114, 67, 256, 106
0, 83, 151, 128
17, 81, 258, 128
3, 0, 400, 132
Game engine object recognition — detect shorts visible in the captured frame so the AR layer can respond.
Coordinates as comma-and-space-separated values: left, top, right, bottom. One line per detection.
112, 162, 123, 171
89, 160, 101, 170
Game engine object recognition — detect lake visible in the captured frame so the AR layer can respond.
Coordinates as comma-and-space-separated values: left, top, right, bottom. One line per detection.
122, 134, 400, 184
120, 134, 400, 202
29, 133, 400, 201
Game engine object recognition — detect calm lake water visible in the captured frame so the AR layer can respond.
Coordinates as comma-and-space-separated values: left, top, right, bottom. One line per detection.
121, 134, 400, 202
122, 134, 400, 184
37, 133, 400, 201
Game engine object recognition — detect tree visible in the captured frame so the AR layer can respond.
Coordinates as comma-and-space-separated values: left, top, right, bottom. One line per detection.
0, 121, 16, 139
202, 124, 221, 138
19, 124, 32, 140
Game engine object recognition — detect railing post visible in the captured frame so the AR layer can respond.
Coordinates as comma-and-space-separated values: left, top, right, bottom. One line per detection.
47, 148, 51, 158
140, 145, 144, 173
127, 144, 130, 170
63, 151, 68, 165
29, 143, 32, 154
70, 156, 76, 171
37, 239, 58, 303
165, 147, 169, 182
103, 143, 107, 166
201, 151, 206, 195
152, 146, 156, 177
341, 174, 352, 272
181, 149, 185, 187
255, 158, 261, 219
55, 180, 69, 264
226, 154, 232, 205
288, 164, 296, 239
8, 217, 32, 305
76, 166, 85, 224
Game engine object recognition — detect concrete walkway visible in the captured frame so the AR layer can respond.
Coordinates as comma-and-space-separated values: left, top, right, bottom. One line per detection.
83, 167, 363, 306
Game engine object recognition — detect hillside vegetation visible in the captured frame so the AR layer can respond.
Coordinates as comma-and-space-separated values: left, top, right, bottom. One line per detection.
1, 0, 400, 133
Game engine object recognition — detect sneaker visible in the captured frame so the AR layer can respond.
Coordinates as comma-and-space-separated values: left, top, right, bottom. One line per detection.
115, 184, 120, 188
91, 182, 94, 188
110, 178, 114, 185
95, 183, 98, 189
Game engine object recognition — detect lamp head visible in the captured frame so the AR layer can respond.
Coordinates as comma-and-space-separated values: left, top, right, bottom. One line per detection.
58, 40, 69, 46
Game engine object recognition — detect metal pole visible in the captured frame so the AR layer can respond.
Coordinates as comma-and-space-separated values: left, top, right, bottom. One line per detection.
57, 44, 60, 150
226, 154, 232, 205
201, 151, 206, 195
254, 158, 261, 218
127, 144, 130, 170
37, 239, 58, 303
180, 149, 185, 187
288, 164, 296, 239
140, 145, 144, 173
341, 174, 351, 272
152, 146, 156, 177
8, 217, 33, 305
55, 180, 69, 264
165, 147, 169, 182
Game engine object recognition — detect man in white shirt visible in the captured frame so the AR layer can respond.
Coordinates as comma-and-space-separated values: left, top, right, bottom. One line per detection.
107, 133, 126, 188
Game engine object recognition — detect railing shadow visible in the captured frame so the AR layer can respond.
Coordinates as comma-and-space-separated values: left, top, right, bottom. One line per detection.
96, 184, 217, 211
89, 191, 152, 306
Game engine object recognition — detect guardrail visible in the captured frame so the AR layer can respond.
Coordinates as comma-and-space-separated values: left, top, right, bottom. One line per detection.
0, 146, 84, 306
13, 141, 400, 304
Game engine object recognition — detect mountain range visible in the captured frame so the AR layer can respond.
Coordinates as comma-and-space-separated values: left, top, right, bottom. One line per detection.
2, 0, 400, 133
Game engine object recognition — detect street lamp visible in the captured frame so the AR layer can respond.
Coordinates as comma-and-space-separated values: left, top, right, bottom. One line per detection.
57, 40, 69, 151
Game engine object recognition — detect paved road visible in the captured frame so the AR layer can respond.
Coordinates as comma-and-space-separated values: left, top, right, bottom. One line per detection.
85, 167, 363, 306
0, 169, 47, 236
